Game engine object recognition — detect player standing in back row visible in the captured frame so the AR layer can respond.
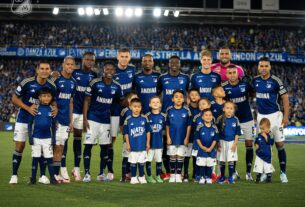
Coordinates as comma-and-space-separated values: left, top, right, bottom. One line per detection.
252, 57, 289, 183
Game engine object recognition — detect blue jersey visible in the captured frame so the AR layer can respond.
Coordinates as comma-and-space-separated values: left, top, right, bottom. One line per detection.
133, 71, 160, 114
216, 115, 241, 142
158, 72, 190, 113
85, 78, 122, 124
146, 112, 166, 149
54, 75, 76, 126
72, 68, 97, 114
166, 106, 192, 145
255, 133, 274, 163
114, 64, 136, 95
15, 77, 57, 123
252, 75, 287, 115
192, 113, 204, 151
190, 71, 221, 100
196, 124, 219, 158
28, 105, 56, 141
211, 101, 224, 120
123, 115, 151, 151
189, 105, 201, 143
222, 80, 253, 123
120, 107, 132, 126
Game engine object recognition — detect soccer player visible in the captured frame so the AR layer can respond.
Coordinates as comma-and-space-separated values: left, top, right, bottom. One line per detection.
158, 55, 190, 179
252, 57, 289, 183
133, 54, 160, 114
52, 56, 76, 183
216, 101, 241, 184
211, 46, 244, 82
222, 65, 255, 181
184, 88, 201, 182
196, 109, 219, 184
110, 48, 136, 178
82, 61, 122, 183
254, 118, 275, 183
123, 98, 151, 184
166, 90, 192, 183
28, 88, 57, 185
190, 50, 221, 100
9, 60, 57, 184
211, 86, 226, 120
71, 52, 97, 181
120, 91, 138, 182
145, 96, 166, 183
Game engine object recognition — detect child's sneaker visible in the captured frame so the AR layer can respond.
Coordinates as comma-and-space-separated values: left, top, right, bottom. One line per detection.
255, 178, 260, 184
54, 175, 63, 184
194, 175, 201, 183
138, 176, 147, 184
211, 173, 217, 183
28, 177, 36, 185
206, 178, 212, 184
162, 173, 170, 181
169, 174, 176, 183
38, 175, 50, 184
233, 171, 240, 180
96, 173, 106, 182
175, 174, 182, 183
183, 174, 189, 183
9, 175, 18, 184
130, 177, 139, 184
60, 167, 70, 182
199, 177, 206, 184
228, 176, 235, 184
83, 173, 91, 183
280, 171, 288, 183
246, 173, 253, 181
155, 176, 164, 183
106, 173, 114, 181
146, 176, 156, 183
120, 176, 127, 182
125, 173, 131, 181
72, 167, 82, 181
217, 176, 226, 184
260, 173, 267, 182
266, 177, 272, 183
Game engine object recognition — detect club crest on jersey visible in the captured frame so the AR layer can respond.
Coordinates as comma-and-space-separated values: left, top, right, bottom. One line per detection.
212, 78, 216, 82
256, 83, 259, 87
159, 119, 163, 124
128, 73, 133, 78
60, 84, 64, 88
179, 80, 184, 84
48, 112, 52, 117
201, 132, 205, 135
228, 90, 232, 94
153, 78, 158, 83
130, 122, 134, 126
164, 81, 169, 85
141, 120, 145, 125
111, 89, 116, 94
266, 83, 272, 88
240, 87, 246, 92
17, 86, 22, 92
232, 123, 236, 127
182, 113, 186, 118
77, 77, 81, 80
98, 89, 103, 92
170, 113, 174, 117
198, 79, 202, 83
140, 80, 144, 83
30, 89, 35, 93
115, 77, 120, 80
211, 132, 215, 136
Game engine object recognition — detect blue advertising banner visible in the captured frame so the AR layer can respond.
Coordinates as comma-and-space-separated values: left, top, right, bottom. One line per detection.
0, 47, 304, 63
284, 126, 305, 136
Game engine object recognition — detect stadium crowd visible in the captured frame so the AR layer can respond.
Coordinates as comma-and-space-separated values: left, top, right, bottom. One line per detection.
0, 58, 304, 126
1, 22, 305, 53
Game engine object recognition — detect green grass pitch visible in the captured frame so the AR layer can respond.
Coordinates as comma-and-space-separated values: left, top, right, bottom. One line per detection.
0, 132, 304, 207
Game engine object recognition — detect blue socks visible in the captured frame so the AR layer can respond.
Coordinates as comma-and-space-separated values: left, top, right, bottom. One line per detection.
99, 145, 108, 175
183, 157, 190, 176
169, 158, 176, 174
61, 139, 68, 167
39, 156, 47, 176
278, 147, 287, 173
177, 159, 184, 175
106, 147, 114, 173
130, 163, 137, 177
12, 151, 22, 175
246, 147, 253, 173
146, 162, 152, 176
229, 162, 235, 177
122, 157, 128, 178
31, 157, 39, 178
83, 144, 93, 174
73, 137, 82, 167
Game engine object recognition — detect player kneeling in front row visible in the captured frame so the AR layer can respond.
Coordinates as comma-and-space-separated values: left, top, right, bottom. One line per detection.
196, 109, 218, 184
166, 90, 192, 183
145, 96, 166, 183
28, 88, 57, 185
254, 118, 275, 183
124, 98, 151, 184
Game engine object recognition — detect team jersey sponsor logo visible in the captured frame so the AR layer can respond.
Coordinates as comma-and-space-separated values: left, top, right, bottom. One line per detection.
77, 86, 87, 92
96, 96, 113, 104
231, 96, 246, 103
199, 87, 211, 93
121, 83, 132, 90
256, 93, 270, 99
29, 97, 39, 104
152, 124, 163, 133
58, 92, 71, 99
165, 89, 174, 95
130, 126, 145, 137
141, 88, 157, 94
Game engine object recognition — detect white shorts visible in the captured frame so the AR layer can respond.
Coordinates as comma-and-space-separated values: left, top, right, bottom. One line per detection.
72, 113, 83, 130
240, 120, 255, 141
257, 112, 285, 143
55, 124, 69, 145
122, 142, 130, 158
128, 151, 147, 163
167, 145, 187, 157
110, 116, 120, 137
185, 143, 193, 157
13, 122, 28, 142
253, 156, 275, 174
84, 120, 111, 145
196, 157, 217, 167
217, 140, 238, 162
32, 138, 53, 158
147, 149, 163, 162
192, 149, 198, 157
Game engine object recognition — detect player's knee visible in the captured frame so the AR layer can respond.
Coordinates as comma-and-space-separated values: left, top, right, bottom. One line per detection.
276, 142, 284, 149
73, 129, 82, 138
228, 161, 234, 165
220, 161, 226, 166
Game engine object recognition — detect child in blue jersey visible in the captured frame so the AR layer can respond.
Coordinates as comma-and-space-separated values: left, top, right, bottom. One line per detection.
211, 86, 226, 120
254, 118, 275, 183
120, 91, 138, 182
216, 101, 241, 184
28, 88, 57, 184
145, 96, 166, 183
184, 88, 201, 182
166, 90, 192, 183
123, 98, 151, 184
196, 109, 219, 184
192, 98, 212, 182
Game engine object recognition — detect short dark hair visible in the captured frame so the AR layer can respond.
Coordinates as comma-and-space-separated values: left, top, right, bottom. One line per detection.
142, 53, 153, 58
169, 55, 180, 61
188, 87, 200, 94
259, 57, 270, 62
202, 108, 212, 115
83, 51, 95, 57
124, 91, 137, 100
39, 87, 53, 97
130, 98, 142, 105
172, 89, 184, 97
118, 48, 130, 53
199, 97, 211, 106
37, 60, 50, 68
103, 60, 116, 68
227, 64, 236, 69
